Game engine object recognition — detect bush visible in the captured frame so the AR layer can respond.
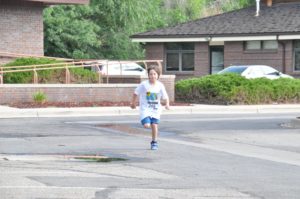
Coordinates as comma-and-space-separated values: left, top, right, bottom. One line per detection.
3, 58, 59, 83
175, 74, 300, 104
3, 57, 98, 83
176, 74, 248, 104
33, 91, 47, 103
70, 67, 98, 83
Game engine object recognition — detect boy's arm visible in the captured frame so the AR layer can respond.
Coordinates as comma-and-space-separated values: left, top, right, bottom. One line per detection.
164, 97, 170, 110
130, 94, 138, 109
161, 83, 170, 110
131, 83, 142, 109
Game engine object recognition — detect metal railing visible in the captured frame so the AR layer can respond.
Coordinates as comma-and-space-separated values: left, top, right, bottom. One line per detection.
0, 59, 163, 84
0, 52, 74, 62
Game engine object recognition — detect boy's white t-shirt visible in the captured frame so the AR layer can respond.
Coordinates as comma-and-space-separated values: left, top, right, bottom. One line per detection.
134, 80, 169, 120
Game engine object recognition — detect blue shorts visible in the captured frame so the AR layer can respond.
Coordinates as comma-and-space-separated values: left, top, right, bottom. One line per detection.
141, 117, 160, 125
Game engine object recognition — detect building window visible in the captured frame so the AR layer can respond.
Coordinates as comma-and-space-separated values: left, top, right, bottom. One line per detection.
294, 40, 300, 71
245, 40, 278, 50
165, 43, 194, 71
263, 40, 278, 50
245, 41, 261, 50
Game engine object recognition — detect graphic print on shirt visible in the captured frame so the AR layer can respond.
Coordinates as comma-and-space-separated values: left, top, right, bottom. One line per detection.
146, 91, 159, 110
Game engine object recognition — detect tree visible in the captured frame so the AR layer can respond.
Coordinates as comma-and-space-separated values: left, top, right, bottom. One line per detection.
44, 5, 101, 59
44, 0, 253, 60
88, 0, 166, 59
44, 0, 167, 59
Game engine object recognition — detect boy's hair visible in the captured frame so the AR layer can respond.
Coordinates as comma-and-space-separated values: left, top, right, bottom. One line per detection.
147, 65, 161, 78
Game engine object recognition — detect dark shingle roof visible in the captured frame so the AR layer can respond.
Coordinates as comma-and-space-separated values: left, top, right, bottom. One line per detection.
132, 2, 300, 38
22, 0, 89, 5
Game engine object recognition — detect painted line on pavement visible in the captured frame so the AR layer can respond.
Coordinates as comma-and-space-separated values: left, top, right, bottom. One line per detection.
159, 137, 300, 167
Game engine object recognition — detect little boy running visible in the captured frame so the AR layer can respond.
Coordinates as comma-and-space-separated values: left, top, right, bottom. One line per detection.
130, 65, 170, 150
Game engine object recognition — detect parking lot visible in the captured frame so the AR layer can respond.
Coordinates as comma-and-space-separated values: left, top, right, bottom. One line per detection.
0, 111, 299, 199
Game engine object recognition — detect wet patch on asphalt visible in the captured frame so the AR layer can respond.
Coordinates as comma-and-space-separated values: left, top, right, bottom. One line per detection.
96, 124, 149, 136
74, 156, 127, 163
0, 154, 128, 163
96, 123, 176, 137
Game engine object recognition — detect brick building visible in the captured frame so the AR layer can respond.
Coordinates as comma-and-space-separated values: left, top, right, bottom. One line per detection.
131, 0, 300, 79
0, 0, 89, 64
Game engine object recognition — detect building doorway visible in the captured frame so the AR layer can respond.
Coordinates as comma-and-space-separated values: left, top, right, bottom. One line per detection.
294, 40, 300, 71
210, 46, 224, 74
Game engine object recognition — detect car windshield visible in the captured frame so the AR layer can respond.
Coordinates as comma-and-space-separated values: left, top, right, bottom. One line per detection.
218, 66, 248, 74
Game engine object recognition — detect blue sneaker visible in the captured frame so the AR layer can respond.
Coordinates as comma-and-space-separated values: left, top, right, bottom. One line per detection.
150, 141, 158, 150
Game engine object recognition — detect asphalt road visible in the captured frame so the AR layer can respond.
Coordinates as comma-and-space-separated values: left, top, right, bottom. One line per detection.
0, 113, 299, 199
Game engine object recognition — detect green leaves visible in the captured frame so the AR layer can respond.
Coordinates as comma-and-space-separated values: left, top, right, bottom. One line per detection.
33, 91, 47, 104
3, 58, 59, 84
176, 74, 300, 105
43, 0, 253, 60
3, 58, 98, 84
44, 5, 100, 59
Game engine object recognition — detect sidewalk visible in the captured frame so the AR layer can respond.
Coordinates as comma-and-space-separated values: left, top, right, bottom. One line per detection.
0, 104, 299, 119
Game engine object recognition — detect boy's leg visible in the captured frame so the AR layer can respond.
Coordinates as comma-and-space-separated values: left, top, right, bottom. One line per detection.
141, 117, 151, 128
151, 123, 158, 141
143, 117, 159, 150
144, 123, 151, 128
150, 123, 158, 150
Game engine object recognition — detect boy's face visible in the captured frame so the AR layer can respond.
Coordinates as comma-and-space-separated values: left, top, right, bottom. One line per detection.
148, 69, 158, 83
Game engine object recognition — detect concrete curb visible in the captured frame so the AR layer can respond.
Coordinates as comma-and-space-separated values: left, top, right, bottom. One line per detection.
0, 104, 299, 119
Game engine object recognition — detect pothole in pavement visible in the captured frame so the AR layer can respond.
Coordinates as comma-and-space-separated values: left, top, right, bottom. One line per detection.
0, 154, 128, 163
280, 117, 300, 129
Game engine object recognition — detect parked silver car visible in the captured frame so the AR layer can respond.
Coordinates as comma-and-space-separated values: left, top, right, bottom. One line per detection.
218, 65, 293, 79
84, 61, 147, 76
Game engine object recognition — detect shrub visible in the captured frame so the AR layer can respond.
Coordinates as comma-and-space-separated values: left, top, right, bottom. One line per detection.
271, 78, 300, 103
3, 58, 59, 83
3, 57, 98, 83
176, 74, 300, 104
70, 67, 98, 83
176, 74, 248, 104
33, 91, 47, 103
